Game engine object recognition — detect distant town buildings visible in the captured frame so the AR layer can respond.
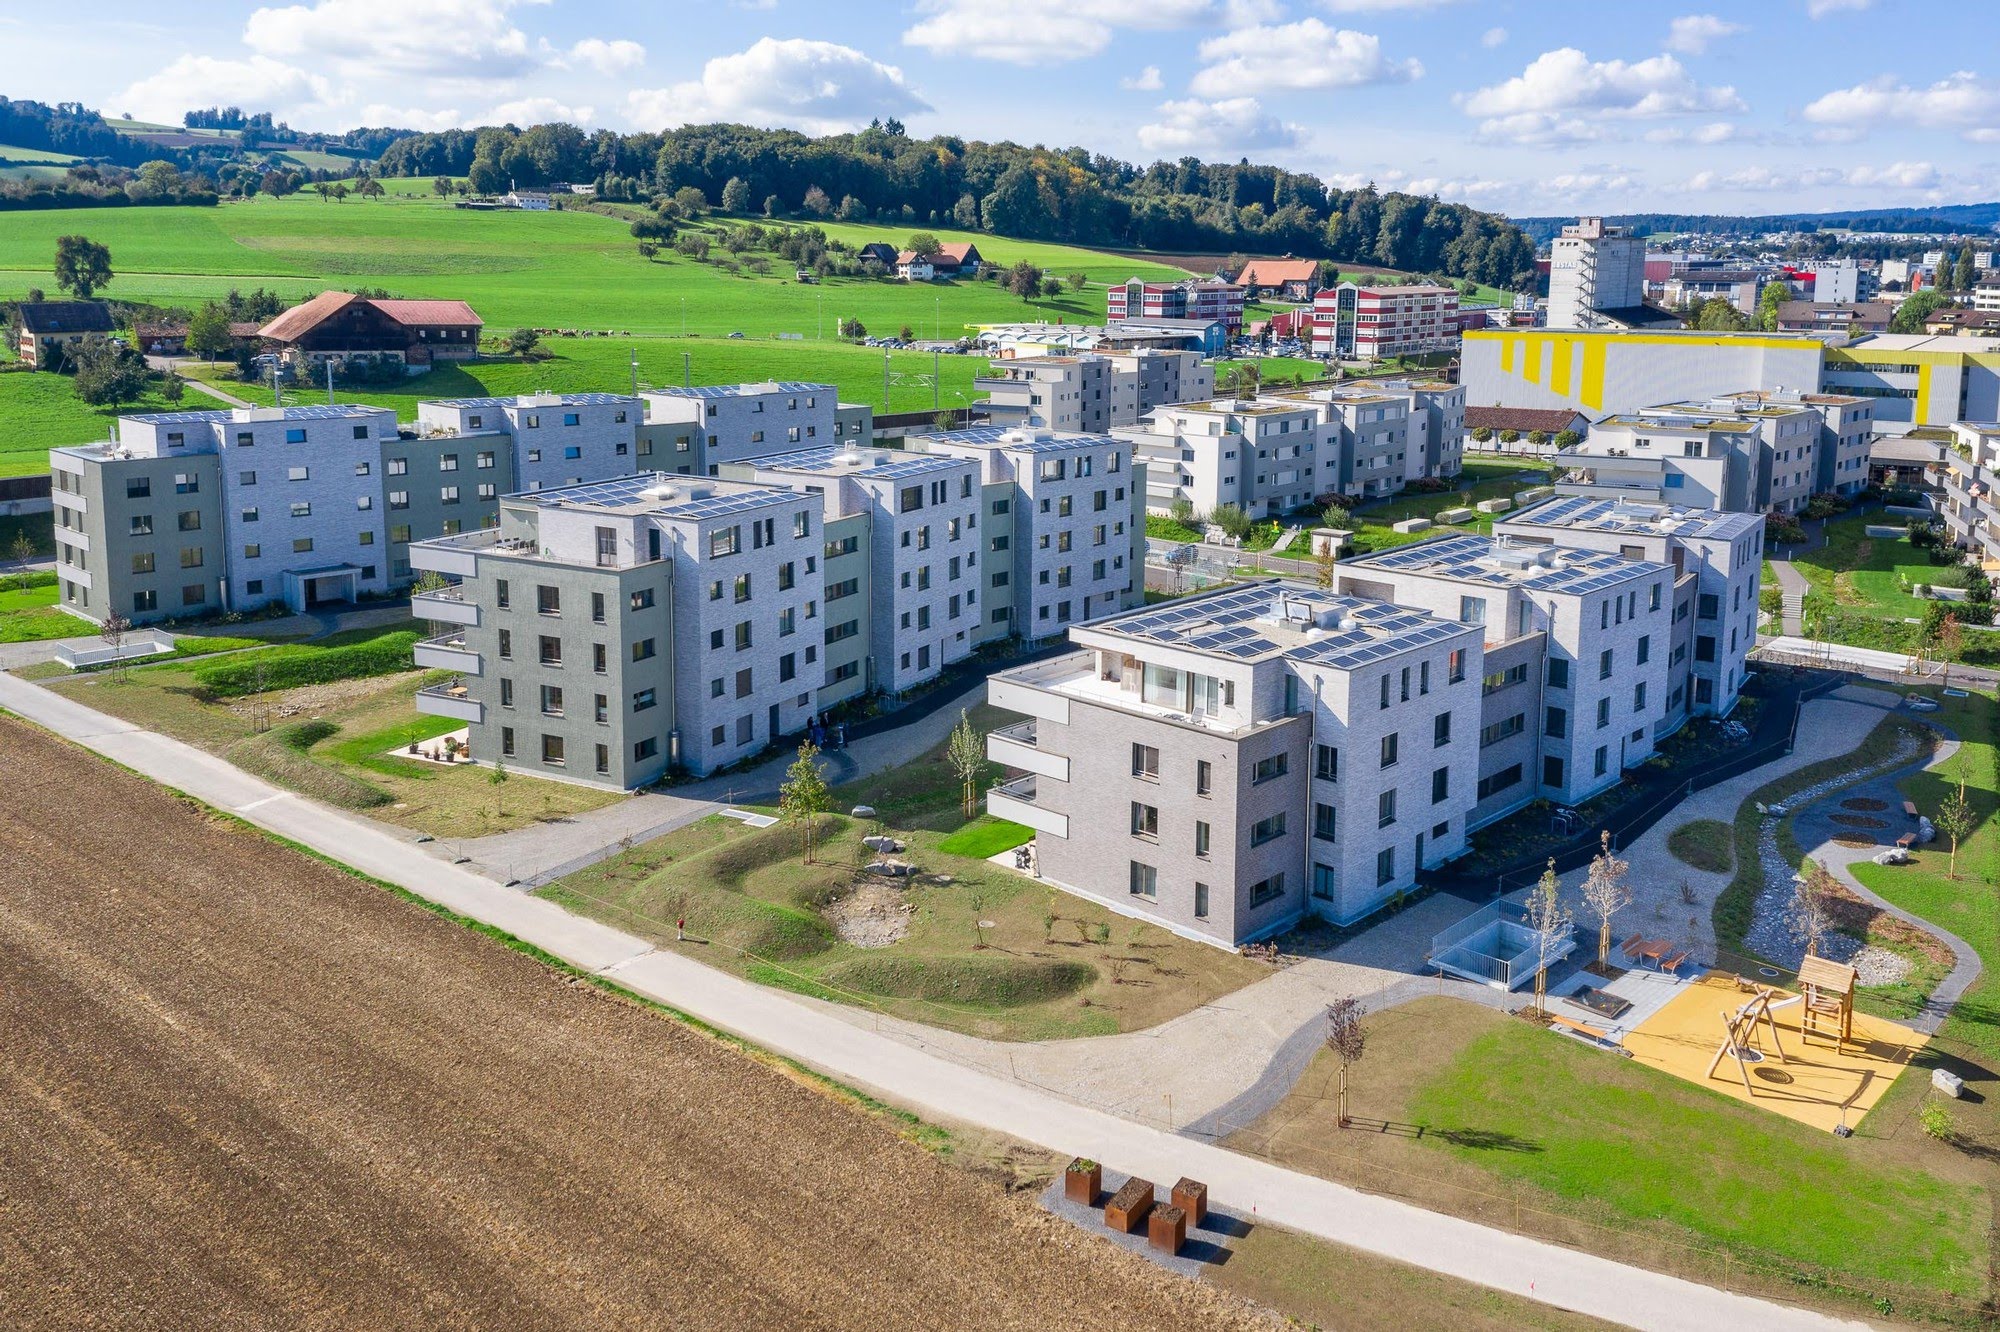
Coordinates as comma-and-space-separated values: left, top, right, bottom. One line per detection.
1546, 218, 1646, 331
1106, 278, 1246, 334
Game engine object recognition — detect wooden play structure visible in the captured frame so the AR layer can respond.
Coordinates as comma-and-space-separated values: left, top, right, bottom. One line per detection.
1799, 955, 1858, 1048
1705, 986, 1804, 1094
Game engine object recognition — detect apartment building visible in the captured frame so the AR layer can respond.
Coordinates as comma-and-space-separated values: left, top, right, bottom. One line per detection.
1937, 421, 2000, 569
1721, 389, 1875, 496
53, 404, 402, 623
636, 381, 850, 475
719, 445, 985, 698
409, 474, 822, 786
1117, 398, 1324, 517
1554, 393, 1832, 514
986, 583, 1485, 943
1662, 270, 1763, 316
1106, 278, 1246, 333
978, 350, 1215, 434
1339, 535, 1675, 818
1494, 495, 1764, 720
1311, 283, 1461, 360
912, 426, 1147, 642
414, 392, 638, 494
1267, 379, 1466, 492
1547, 218, 1647, 331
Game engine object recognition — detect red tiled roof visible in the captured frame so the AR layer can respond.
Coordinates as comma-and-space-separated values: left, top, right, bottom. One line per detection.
936, 242, 978, 263
257, 290, 361, 343
1235, 258, 1320, 286
372, 299, 483, 327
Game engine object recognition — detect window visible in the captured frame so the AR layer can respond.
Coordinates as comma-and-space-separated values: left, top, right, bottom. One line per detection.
1378, 790, 1397, 828
291, 538, 313, 554
440, 486, 459, 505
1594, 746, 1609, 778
632, 687, 657, 713
497, 628, 512, 660
735, 621, 753, 651
132, 590, 157, 613
1698, 592, 1719, 619
734, 668, 753, 699
539, 635, 562, 667
127, 478, 152, 499
1547, 658, 1569, 690
1447, 649, 1466, 684
287, 466, 309, 482
1314, 744, 1338, 780
591, 592, 605, 624
1458, 595, 1486, 625
178, 510, 201, 532
130, 552, 155, 574
710, 526, 740, 558
733, 573, 752, 603
1379, 733, 1399, 768
1130, 802, 1159, 840
1251, 813, 1286, 846
1695, 636, 1717, 663
1545, 705, 1568, 738
1431, 767, 1450, 803
289, 502, 311, 519
1477, 764, 1523, 801
1131, 743, 1159, 780
130, 515, 153, 535
539, 684, 564, 716
1481, 713, 1525, 747
632, 738, 657, 764
632, 638, 656, 661
1433, 712, 1452, 748
389, 491, 410, 511
242, 544, 259, 560
630, 588, 655, 611
537, 585, 561, 616
239, 470, 257, 486
1482, 664, 1528, 694
1195, 883, 1210, 918
1314, 803, 1337, 841
285, 429, 306, 445
500, 726, 515, 758
1196, 759, 1213, 796
1129, 861, 1158, 900
541, 734, 565, 767
1375, 848, 1396, 888
1596, 698, 1611, 729
1634, 682, 1648, 712
1599, 649, 1613, 680
1252, 752, 1288, 784
1194, 821, 1210, 858
1249, 873, 1285, 907
174, 474, 198, 495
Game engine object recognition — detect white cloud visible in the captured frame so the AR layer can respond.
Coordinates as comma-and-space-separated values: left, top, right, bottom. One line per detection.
1191, 20, 1421, 97
625, 38, 929, 135
1807, 0, 1870, 16
1222, 0, 1284, 21
1680, 160, 1941, 194
1120, 65, 1165, 91
1319, 0, 1460, 10
1665, 14, 1745, 55
1480, 26, 1507, 48
567, 38, 645, 75
1644, 120, 1755, 144
243, 0, 542, 78
1460, 47, 1744, 143
902, 0, 1217, 65
488, 96, 593, 126
1802, 72, 2000, 141
117, 54, 333, 126
1137, 96, 1303, 153
357, 103, 467, 132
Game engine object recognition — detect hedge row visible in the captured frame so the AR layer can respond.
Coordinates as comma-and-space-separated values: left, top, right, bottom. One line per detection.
193, 630, 421, 698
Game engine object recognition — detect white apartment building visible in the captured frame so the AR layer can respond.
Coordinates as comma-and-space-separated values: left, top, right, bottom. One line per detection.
1554, 393, 1851, 514
986, 584, 1485, 943
1339, 535, 1675, 818
978, 350, 1215, 435
1268, 379, 1466, 492
913, 426, 1147, 641
1547, 218, 1647, 330
1801, 260, 1874, 305
415, 393, 639, 493
1118, 398, 1324, 518
720, 445, 986, 696
637, 381, 852, 475
1937, 421, 2000, 569
1494, 496, 1764, 719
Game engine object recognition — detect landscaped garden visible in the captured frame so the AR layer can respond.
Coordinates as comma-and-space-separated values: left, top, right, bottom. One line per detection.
0, 571, 84, 642
41, 621, 618, 834
1229, 995, 1991, 1323
538, 705, 1270, 1041
1789, 511, 2000, 665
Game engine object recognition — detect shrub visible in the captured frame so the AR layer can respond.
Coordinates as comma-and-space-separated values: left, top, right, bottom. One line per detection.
1527, 430, 1549, 445
1552, 428, 1582, 449
1920, 1101, 1955, 1143
192, 630, 420, 698
1210, 503, 1253, 541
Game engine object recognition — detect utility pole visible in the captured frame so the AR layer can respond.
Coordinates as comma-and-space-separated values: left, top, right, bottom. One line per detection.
933, 347, 940, 412
883, 348, 891, 413
629, 344, 640, 396
680, 297, 686, 338
683, 350, 691, 389
325, 358, 334, 406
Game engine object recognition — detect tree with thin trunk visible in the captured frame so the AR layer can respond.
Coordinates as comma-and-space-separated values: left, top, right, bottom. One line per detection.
1526, 858, 1573, 1016
489, 757, 508, 818
1934, 763, 1976, 881
1936, 612, 1963, 689
1324, 996, 1367, 1127
98, 613, 131, 680
1312, 545, 1335, 590
1787, 859, 1837, 958
946, 708, 985, 818
9, 531, 36, 589
779, 739, 831, 864
1580, 830, 1632, 970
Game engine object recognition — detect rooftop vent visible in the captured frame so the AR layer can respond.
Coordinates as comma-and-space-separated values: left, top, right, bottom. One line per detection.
640, 481, 679, 502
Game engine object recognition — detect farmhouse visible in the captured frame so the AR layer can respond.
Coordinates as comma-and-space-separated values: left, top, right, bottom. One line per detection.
930, 241, 983, 278
856, 242, 899, 270
15, 299, 114, 369
1233, 258, 1322, 302
895, 252, 936, 282
256, 291, 484, 372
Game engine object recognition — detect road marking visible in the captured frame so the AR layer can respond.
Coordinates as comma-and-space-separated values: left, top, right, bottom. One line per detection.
235, 793, 293, 813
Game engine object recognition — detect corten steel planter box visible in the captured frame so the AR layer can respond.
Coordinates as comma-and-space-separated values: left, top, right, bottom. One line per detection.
1171, 1178, 1207, 1227
1104, 1177, 1154, 1233
1148, 1204, 1187, 1255
1064, 1159, 1101, 1206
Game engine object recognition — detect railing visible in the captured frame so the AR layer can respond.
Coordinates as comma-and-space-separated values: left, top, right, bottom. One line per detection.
991, 773, 1038, 803
992, 718, 1037, 747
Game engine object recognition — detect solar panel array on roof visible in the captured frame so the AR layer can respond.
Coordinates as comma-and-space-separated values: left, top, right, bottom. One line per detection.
754, 447, 965, 479
427, 392, 635, 408
1507, 495, 1762, 540
647, 381, 834, 399
126, 403, 385, 425
1096, 582, 1455, 664
928, 425, 1107, 454
1352, 533, 1665, 593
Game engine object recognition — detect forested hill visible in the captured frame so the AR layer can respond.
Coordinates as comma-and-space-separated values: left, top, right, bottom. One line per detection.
376, 121, 1538, 291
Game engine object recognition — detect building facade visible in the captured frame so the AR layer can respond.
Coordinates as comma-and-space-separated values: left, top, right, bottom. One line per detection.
1311, 283, 1462, 360
1546, 218, 1646, 330
1107, 278, 1246, 333
637, 382, 853, 475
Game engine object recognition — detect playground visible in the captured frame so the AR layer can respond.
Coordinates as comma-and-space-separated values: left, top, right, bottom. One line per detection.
1621, 968, 1928, 1133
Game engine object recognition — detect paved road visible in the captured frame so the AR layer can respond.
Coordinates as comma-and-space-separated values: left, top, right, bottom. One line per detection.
0, 670, 1869, 1332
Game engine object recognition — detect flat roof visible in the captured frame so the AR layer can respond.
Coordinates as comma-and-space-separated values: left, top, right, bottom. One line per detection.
426, 393, 634, 408
1085, 581, 1467, 669
642, 381, 836, 399
123, 404, 386, 425
1500, 494, 1764, 541
746, 445, 967, 481
1834, 334, 2000, 353
511, 472, 797, 520
1346, 533, 1667, 595
919, 425, 1110, 454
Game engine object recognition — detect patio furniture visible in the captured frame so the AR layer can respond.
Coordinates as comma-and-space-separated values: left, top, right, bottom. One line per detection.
1619, 932, 1647, 962
1903, 800, 1920, 819
1896, 833, 1916, 849
1636, 939, 1672, 967
1799, 955, 1857, 1048
1549, 1013, 1613, 1042
1659, 950, 1690, 976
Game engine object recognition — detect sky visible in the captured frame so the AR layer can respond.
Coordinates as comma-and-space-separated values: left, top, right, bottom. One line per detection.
6, 0, 1997, 218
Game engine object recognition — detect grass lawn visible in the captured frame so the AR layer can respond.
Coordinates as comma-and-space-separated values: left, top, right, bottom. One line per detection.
1344, 458, 1555, 554
0, 571, 81, 642
1665, 818, 1733, 873
1793, 513, 1959, 620
935, 816, 1033, 860
538, 704, 1270, 1041
43, 622, 619, 834
0, 367, 196, 476
1230, 996, 1990, 1321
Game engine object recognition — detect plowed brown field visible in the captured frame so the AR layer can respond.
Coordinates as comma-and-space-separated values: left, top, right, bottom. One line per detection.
0, 717, 1269, 1331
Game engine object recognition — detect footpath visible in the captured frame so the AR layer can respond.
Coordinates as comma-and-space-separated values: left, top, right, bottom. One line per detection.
0, 670, 1868, 1332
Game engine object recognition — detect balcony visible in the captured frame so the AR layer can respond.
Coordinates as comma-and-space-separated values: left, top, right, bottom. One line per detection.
414, 632, 482, 675
411, 583, 479, 627
986, 774, 1069, 839
52, 525, 89, 553
987, 718, 1069, 782
409, 527, 525, 578
416, 679, 483, 723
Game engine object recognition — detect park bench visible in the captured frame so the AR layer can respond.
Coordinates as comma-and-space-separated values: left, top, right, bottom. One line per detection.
1897, 832, 1917, 849
1903, 800, 1920, 819
1548, 1014, 1612, 1041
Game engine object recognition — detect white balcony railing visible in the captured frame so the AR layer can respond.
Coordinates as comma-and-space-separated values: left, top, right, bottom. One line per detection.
414, 632, 482, 675
416, 680, 483, 723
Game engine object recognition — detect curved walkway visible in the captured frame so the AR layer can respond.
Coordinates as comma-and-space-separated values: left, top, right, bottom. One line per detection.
1788, 723, 1980, 1033
0, 669, 1868, 1331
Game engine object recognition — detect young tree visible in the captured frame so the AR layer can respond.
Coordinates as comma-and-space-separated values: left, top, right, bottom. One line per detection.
187, 301, 234, 362
1580, 830, 1632, 969
159, 372, 186, 406
355, 176, 384, 200
1313, 545, 1335, 590
946, 709, 986, 817
1936, 611, 1965, 688
1526, 858, 1573, 1016
503, 327, 543, 357
837, 316, 867, 340
432, 175, 453, 197
54, 234, 113, 298
68, 338, 150, 408
489, 757, 508, 817
1787, 859, 1837, 958
98, 613, 131, 681
1210, 502, 1253, 541
779, 740, 832, 864
836, 193, 867, 222
1324, 996, 1367, 1127
8, 530, 36, 588
1004, 259, 1045, 302
1934, 764, 1976, 881
1066, 271, 1088, 292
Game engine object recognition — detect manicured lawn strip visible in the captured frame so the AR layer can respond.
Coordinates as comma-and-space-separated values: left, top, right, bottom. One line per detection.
1666, 818, 1733, 873
1144, 514, 1204, 543
1792, 514, 1961, 620
935, 816, 1034, 859
1345, 459, 1554, 553
192, 628, 421, 696
538, 705, 1270, 1041
0, 367, 192, 475
322, 713, 466, 778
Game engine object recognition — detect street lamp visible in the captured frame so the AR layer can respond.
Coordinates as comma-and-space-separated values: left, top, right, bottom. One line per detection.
680, 297, 686, 337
